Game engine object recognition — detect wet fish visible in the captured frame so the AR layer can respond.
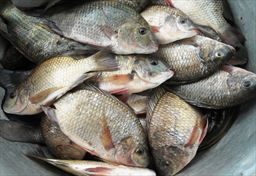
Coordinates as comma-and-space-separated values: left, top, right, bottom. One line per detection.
0, 1, 97, 64
44, 1, 158, 54
41, 117, 87, 160
168, 65, 256, 109
167, 0, 245, 47
127, 94, 148, 114
199, 107, 238, 151
96, 55, 174, 94
147, 88, 207, 176
29, 156, 156, 176
155, 35, 234, 84
1, 51, 118, 115
113, 0, 150, 12
43, 84, 149, 167
141, 5, 197, 44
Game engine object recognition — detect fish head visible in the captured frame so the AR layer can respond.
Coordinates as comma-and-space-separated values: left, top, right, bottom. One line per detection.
115, 18, 158, 54
133, 56, 174, 86
225, 66, 256, 97
196, 36, 234, 64
115, 136, 150, 167
3, 88, 28, 114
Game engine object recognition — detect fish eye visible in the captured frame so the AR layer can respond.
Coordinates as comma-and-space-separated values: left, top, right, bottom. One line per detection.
165, 161, 170, 166
135, 148, 145, 155
180, 18, 188, 24
243, 80, 252, 88
139, 27, 147, 35
9, 92, 16, 99
215, 52, 223, 58
150, 59, 159, 66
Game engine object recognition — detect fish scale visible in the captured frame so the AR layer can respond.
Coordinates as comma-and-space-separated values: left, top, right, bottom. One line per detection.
46, 85, 149, 167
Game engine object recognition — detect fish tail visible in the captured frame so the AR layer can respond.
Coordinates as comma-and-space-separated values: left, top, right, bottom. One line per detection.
90, 51, 119, 72
0, 120, 43, 144
220, 26, 246, 49
0, 69, 30, 93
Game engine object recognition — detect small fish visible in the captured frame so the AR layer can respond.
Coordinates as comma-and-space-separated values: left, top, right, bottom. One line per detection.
29, 156, 156, 176
126, 94, 148, 114
141, 5, 197, 44
44, 1, 158, 54
1, 51, 118, 115
0, 1, 97, 64
199, 108, 238, 151
96, 55, 173, 94
168, 65, 256, 109
43, 84, 149, 167
147, 88, 207, 176
167, 0, 245, 48
155, 35, 234, 84
41, 117, 87, 160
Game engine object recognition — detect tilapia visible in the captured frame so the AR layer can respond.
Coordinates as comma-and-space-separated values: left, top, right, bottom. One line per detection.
96, 55, 173, 94
147, 88, 207, 176
29, 157, 156, 176
43, 84, 149, 167
41, 117, 87, 160
1, 51, 118, 115
127, 94, 148, 114
168, 66, 256, 109
141, 5, 197, 44
155, 35, 234, 84
44, 1, 158, 54
166, 0, 245, 47
0, 1, 97, 64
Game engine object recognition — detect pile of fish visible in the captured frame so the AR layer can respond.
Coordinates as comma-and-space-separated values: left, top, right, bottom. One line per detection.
0, 0, 254, 175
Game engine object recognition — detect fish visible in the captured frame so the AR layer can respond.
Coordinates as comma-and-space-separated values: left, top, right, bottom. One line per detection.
0, 120, 43, 144
44, 1, 158, 54
1, 46, 35, 70
168, 65, 256, 109
41, 116, 87, 160
43, 84, 149, 167
199, 107, 238, 151
155, 35, 234, 84
29, 156, 156, 176
166, 0, 245, 48
0, 1, 97, 64
96, 55, 174, 94
1, 51, 118, 115
113, 0, 150, 12
141, 5, 198, 44
126, 94, 148, 114
147, 88, 207, 176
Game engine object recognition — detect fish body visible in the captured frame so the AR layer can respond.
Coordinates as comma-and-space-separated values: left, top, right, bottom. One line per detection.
97, 55, 173, 94
0, 2, 96, 64
30, 157, 156, 176
147, 88, 207, 176
169, 0, 244, 47
169, 66, 256, 109
43, 84, 149, 167
41, 117, 86, 160
2, 51, 118, 115
155, 35, 234, 84
141, 5, 197, 44
44, 1, 158, 54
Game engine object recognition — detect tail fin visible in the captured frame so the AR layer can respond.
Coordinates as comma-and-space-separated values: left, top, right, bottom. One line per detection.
0, 69, 31, 93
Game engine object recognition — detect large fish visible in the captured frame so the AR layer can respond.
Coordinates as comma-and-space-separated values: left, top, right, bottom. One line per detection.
147, 88, 207, 176
96, 55, 174, 94
29, 157, 156, 176
1, 51, 118, 115
160, 0, 245, 48
168, 66, 256, 109
43, 84, 149, 167
141, 5, 198, 44
44, 1, 158, 54
155, 35, 234, 84
0, 1, 97, 64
